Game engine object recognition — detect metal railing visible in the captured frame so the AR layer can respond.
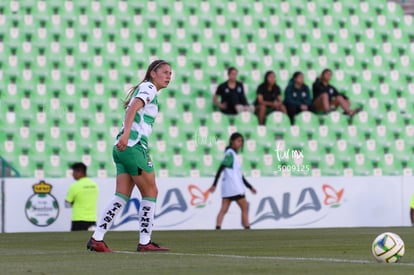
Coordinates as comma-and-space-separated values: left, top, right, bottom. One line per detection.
0, 156, 20, 178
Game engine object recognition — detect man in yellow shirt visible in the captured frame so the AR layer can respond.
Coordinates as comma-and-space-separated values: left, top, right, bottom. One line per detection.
410, 194, 414, 226
65, 162, 99, 231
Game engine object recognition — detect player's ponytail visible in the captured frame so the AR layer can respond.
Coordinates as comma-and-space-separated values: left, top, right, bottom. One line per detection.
123, 59, 170, 109
225, 132, 244, 152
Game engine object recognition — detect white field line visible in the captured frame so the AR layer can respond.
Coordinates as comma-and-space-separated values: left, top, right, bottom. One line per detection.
114, 251, 414, 267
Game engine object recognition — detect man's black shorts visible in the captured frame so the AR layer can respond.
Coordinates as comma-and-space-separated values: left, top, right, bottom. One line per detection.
71, 221, 96, 231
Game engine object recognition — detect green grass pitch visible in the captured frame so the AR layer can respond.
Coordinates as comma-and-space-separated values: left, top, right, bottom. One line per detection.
1, 228, 414, 274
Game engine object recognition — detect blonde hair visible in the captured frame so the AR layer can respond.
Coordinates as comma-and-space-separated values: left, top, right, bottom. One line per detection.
123, 60, 170, 109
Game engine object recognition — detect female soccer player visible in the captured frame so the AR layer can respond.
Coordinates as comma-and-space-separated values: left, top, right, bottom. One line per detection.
312, 68, 361, 115
209, 132, 257, 229
87, 60, 171, 252
255, 70, 287, 125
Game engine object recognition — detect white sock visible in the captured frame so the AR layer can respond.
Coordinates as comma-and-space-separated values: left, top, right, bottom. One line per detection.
92, 193, 129, 241
139, 197, 156, 245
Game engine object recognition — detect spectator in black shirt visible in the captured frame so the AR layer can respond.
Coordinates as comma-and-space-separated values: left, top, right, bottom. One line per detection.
312, 69, 361, 115
255, 71, 287, 125
213, 67, 254, 115
283, 71, 312, 125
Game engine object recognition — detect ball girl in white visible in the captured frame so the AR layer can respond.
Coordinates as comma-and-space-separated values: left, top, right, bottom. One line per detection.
209, 132, 257, 229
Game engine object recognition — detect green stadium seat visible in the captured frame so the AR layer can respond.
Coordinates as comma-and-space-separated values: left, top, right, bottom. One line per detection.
320, 154, 343, 176
257, 146, 275, 176
265, 111, 291, 137
404, 125, 414, 148
360, 139, 382, 163
45, 161, 72, 178
156, 161, 169, 178
153, 150, 173, 172
351, 111, 376, 136
401, 15, 414, 36
199, 151, 218, 177
194, 92, 213, 117
285, 125, 306, 149
302, 139, 323, 163
374, 125, 393, 148
206, 113, 233, 139
377, 153, 403, 176
168, 152, 191, 177
234, 111, 258, 127
165, 122, 186, 149
388, 139, 410, 163
332, 139, 353, 163
321, 111, 348, 136
249, 125, 272, 149
383, 111, 405, 137
316, 125, 337, 148
241, 154, 260, 177
385, 1, 404, 22
295, 111, 319, 137
351, 153, 374, 176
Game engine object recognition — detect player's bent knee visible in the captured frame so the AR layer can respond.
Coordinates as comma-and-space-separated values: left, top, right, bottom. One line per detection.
142, 186, 158, 198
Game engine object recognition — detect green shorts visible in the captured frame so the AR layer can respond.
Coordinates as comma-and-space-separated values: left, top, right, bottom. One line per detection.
112, 142, 154, 176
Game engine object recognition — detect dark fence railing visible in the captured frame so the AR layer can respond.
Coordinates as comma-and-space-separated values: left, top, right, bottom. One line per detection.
0, 156, 20, 178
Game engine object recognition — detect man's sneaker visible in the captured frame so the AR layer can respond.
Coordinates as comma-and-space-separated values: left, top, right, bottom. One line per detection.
86, 238, 113, 252
137, 241, 169, 252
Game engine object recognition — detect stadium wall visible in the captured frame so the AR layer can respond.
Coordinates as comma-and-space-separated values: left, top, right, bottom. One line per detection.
0, 178, 4, 232
1, 177, 413, 233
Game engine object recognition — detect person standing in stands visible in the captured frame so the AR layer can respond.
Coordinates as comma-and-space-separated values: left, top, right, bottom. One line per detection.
65, 162, 99, 231
312, 68, 361, 115
254, 70, 287, 125
283, 71, 312, 124
213, 67, 254, 115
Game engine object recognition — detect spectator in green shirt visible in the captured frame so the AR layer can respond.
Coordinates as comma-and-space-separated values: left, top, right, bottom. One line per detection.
65, 162, 99, 231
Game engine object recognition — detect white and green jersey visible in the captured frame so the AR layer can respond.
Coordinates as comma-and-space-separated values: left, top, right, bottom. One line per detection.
115, 81, 158, 147
221, 148, 245, 198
